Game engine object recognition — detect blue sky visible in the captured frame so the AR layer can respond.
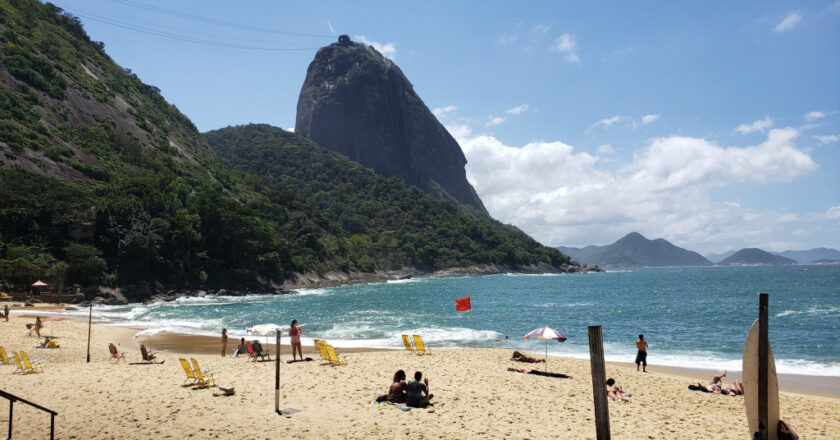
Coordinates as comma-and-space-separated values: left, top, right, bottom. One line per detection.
52, 0, 839, 254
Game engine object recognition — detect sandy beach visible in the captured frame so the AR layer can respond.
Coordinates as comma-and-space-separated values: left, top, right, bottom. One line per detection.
1, 307, 838, 439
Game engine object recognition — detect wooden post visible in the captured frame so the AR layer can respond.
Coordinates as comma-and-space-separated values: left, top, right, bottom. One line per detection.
86, 303, 92, 363
588, 325, 611, 440
758, 293, 769, 440
275, 329, 281, 416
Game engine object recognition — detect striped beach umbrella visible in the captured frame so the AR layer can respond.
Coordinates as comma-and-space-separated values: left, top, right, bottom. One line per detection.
524, 326, 567, 371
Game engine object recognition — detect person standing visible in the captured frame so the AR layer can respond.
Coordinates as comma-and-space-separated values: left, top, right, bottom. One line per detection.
635, 334, 648, 372
289, 320, 302, 361
3, 304, 8, 322
221, 328, 228, 357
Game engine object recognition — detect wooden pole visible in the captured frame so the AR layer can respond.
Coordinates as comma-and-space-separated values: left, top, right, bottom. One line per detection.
85, 303, 92, 363
588, 325, 611, 440
758, 293, 769, 440
275, 329, 281, 416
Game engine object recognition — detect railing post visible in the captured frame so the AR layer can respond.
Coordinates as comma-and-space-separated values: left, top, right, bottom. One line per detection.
8, 399, 13, 440
588, 325, 611, 440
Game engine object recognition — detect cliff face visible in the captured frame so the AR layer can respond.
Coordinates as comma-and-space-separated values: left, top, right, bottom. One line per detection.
295, 38, 487, 214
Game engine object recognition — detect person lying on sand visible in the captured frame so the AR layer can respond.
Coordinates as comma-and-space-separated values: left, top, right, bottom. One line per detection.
511, 351, 545, 363
388, 369, 407, 403
689, 370, 742, 395
606, 378, 631, 402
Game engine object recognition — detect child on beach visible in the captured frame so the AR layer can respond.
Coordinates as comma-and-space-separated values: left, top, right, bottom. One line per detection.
606, 378, 631, 402
289, 320, 302, 361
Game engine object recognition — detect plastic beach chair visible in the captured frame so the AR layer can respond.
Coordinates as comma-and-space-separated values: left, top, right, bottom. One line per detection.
179, 358, 198, 386
190, 358, 216, 388
324, 344, 347, 366
401, 335, 416, 353
108, 343, 126, 363
412, 335, 431, 355
244, 342, 257, 362
21, 351, 44, 374
12, 352, 24, 374
0, 346, 11, 365
314, 339, 329, 362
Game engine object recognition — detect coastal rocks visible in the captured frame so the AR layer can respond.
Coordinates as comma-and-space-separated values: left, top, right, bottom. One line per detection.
295, 37, 487, 214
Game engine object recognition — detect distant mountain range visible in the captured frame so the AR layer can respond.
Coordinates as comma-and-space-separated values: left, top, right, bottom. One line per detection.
557, 232, 711, 268
560, 233, 839, 268
706, 247, 840, 264
719, 249, 796, 266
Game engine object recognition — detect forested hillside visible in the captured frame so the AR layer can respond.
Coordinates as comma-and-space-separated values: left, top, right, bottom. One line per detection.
0, 0, 572, 298
205, 124, 570, 272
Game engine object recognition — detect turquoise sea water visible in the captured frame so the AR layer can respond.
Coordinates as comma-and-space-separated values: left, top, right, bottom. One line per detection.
55, 265, 839, 376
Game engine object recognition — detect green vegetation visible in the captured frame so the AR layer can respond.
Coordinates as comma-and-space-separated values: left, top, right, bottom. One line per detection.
0, 0, 571, 296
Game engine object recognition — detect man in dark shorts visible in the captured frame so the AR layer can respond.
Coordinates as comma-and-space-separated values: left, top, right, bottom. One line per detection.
635, 334, 648, 372
405, 371, 434, 408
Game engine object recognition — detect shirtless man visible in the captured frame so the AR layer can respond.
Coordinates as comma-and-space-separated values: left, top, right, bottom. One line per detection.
635, 334, 648, 372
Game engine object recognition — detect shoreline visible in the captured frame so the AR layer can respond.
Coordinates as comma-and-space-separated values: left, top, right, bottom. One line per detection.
15, 304, 837, 398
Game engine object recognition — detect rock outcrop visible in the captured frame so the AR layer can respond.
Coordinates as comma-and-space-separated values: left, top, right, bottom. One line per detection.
295, 36, 487, 214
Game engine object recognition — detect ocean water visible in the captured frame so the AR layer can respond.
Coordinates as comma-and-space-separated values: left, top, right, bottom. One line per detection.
53, 265, 839, 376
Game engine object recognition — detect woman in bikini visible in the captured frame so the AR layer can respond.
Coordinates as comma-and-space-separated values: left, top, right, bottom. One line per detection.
388, 370, 407, 403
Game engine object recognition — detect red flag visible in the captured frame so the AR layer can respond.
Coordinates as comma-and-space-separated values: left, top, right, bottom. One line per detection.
455, 296, 471, 312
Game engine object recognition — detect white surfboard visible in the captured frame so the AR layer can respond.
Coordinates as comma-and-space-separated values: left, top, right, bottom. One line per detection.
743, 319, 780, 440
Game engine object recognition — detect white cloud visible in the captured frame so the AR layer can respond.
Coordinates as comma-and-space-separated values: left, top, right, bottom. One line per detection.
287, 127, 295, 133
497, 34, 518, 46
454, 123, 824, 252
532, 24, 551, 34
804, 111, 826, 121
814, 134, 839, 144
445, 123, 471, 140
506, 104, 529, 115
587, 115, 627, 132
327, 21, 336, 34
597, 144, 615, 155
433, 105, 457, 118
642, 114, 660, 125
355, 35, 396, 60
550, 33, 579, 63
736, 116, 773, 134
774, 12, 802, 32
486, 116, 507, 126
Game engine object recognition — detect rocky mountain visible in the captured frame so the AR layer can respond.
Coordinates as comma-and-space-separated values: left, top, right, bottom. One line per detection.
719, 249, 797, 266
295, 36, 487, 214
0, 2, 573, 298
772, 248, 840, 264
557, 232, 712, 268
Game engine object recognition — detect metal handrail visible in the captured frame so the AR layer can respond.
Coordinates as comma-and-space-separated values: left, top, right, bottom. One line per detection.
0, 389, 57, 439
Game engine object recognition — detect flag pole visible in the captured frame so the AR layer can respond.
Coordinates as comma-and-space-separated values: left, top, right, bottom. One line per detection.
469, 308, 475, 347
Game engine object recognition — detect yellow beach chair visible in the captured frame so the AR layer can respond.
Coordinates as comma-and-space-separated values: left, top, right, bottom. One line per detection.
324, 344, 347, 366
412, 335, 431, 355
20, 351, 44, 374
314, 340, 329, 362
0, 346, 11, 365
401, 335, 415, 353
179, 358, 198, 386
190, 358, 216, 388
12, 352, 25, 374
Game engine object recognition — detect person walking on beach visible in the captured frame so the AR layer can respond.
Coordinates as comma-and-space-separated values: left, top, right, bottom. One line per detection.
221, 328, 228, 357
289, 320, 303, 361
635, 334, 648, 372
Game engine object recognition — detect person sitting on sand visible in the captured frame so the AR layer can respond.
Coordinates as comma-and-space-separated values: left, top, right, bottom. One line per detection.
511, 350, 545, 363
36, 336, 59, 349
388, 369, 408, 403
406, 371, 434, 408
606, 378, 631, 402
233, 338, 246, 358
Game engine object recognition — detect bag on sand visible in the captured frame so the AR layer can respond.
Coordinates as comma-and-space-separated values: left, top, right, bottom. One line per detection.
777, 420, 799, 440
